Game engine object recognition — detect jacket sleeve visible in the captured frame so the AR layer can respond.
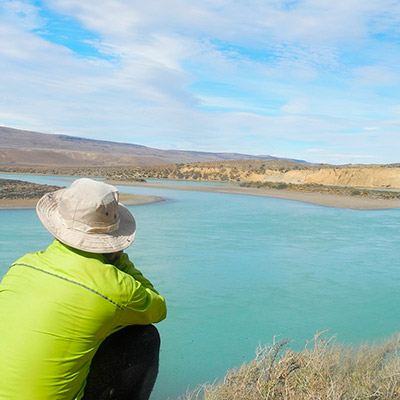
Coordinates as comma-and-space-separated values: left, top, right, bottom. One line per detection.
116, 253, 167, 326
116, 253, 160, 293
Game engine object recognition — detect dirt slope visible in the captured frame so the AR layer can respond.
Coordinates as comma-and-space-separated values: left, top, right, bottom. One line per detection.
132, 160, 400, 189
0, 126, 297, 166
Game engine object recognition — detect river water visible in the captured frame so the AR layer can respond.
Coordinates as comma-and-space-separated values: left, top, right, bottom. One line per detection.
1, 174, 400, 399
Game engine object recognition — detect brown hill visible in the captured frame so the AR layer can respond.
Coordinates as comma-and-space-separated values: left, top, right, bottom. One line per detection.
0, 126, 300, 167
1, 126, 399, 190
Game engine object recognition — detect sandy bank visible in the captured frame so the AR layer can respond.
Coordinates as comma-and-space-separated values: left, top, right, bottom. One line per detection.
118, 193, 164, 206
0, 193, 164, 209
108, 181, 400, 210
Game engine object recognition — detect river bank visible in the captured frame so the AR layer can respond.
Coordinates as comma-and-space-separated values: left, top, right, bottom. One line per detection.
0, 194, 164, 209
0, 178, 164, 209
107, 181, 400, 210
2, 177, 400, 210
2, 174, 400, 400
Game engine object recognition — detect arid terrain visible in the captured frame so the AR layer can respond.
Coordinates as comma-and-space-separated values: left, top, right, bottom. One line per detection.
2, 159, 400, 209
0, 179, 62, 200
2, 126, 400, 208
118, 160, 400, 189
2, 126, 400, 189
0, 126, 294, 167
2, 159, 400, 189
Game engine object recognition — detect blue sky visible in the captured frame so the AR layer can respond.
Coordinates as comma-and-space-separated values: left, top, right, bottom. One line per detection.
1, 0, 400, 164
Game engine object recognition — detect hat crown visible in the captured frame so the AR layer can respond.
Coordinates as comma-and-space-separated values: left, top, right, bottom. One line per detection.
36, 178, 136, 253
58, 179, 121, 234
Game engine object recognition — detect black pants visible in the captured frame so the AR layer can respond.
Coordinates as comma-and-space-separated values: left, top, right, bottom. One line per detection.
82, 325, 160, 400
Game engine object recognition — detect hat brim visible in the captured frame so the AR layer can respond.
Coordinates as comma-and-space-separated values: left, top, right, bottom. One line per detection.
36, 189, 136, 253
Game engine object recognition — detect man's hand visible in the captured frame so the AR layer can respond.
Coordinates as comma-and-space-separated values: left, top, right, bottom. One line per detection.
103, 251, 123, 265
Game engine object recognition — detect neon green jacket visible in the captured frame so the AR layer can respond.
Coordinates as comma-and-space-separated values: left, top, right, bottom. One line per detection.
0, 240, 167, 399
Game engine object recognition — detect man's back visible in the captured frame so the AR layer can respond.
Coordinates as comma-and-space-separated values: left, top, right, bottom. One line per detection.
0, 240, 166, 400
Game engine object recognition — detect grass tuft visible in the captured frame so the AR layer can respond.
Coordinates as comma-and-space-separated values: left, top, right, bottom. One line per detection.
175, 331, 400, 400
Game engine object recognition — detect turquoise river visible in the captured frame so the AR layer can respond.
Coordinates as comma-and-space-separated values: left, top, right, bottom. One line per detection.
1, 174, 400, 399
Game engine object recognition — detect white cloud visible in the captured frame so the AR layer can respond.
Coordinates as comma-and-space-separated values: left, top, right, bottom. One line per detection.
304, 146, 377, 164
280, 97, 310, 114
0, 0, 43, 30
352, 65, 400, 87
390, 105, 400, 116
0, 1, 400, 163
43, 0, 400, 47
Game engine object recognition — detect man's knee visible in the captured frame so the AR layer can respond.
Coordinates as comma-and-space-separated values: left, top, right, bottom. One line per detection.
131, 325, 160, 362
141, 325, 161, 350
113, 324, 160, 364
83, 325, 161, 399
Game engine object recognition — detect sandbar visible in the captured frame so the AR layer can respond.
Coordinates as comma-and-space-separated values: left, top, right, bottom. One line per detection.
0, 193, 164, 209
107, 181, 400, 210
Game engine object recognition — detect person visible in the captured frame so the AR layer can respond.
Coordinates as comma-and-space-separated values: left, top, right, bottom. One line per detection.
0, 178, 167, 400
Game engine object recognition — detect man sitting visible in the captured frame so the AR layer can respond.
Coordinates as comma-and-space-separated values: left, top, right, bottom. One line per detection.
0, 178, 167, 399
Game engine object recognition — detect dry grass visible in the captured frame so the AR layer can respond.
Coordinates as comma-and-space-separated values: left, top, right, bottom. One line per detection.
176, 331, 400, 400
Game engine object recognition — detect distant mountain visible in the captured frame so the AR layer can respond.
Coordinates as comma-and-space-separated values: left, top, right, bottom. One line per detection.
0, 126, 308, 167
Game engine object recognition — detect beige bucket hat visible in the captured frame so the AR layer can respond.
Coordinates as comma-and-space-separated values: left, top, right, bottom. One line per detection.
36, 178, 136, 253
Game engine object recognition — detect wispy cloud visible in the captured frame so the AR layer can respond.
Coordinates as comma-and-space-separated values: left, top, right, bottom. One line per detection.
0, 0, 400, 163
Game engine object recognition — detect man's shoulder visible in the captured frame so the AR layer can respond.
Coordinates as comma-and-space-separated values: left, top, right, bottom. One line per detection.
8, 241, 136, 305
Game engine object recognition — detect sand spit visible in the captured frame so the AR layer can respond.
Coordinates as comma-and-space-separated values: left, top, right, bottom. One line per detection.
118, 193, 164, 206
0, 177, 164, 209
0, 193, 164, 210
108, 181, 400, 210
0, 198, 40, 209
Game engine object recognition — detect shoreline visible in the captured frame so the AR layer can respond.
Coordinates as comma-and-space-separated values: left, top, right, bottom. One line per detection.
1, 178, 400, 210
106, 181, 400, 210
0, 193, 165, 210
